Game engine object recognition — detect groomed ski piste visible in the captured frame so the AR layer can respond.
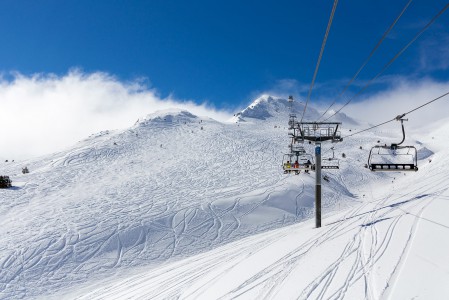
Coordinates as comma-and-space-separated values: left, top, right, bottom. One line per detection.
1, 95, 448, 299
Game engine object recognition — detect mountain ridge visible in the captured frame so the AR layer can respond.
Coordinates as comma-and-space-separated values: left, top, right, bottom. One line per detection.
231, 95, 359, 126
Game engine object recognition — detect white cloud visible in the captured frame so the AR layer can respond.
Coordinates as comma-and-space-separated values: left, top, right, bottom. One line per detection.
419, 34, 449, 72
244, 76, 449, 138
251, 79, 310, 103
258, 77, 373, 107
0, 70, 232, 159
2, 71, 447, 160
344, 78, 449, 132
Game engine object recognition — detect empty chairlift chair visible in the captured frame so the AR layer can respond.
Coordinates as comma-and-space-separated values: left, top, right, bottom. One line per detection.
321, 147, 340, 169
368, 117, 418, 172
368, 145, 418, 171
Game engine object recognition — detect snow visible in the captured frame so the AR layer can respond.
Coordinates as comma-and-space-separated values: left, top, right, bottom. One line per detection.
0, 96, 447, 299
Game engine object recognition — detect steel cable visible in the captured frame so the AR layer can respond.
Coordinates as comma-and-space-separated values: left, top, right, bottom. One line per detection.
317, 0, 413, 122
323, 2, 449, 122
300, 0, 339, 123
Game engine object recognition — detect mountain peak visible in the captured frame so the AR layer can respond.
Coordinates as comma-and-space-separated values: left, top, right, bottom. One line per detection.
232, 95, 360, 126
249, 94, 275, 106
135, 109, 199, 127
232, 95, 306, 122
231, 95, 282, 122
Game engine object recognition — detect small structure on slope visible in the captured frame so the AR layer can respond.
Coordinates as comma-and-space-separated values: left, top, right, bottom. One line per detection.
0, 175, 12, 188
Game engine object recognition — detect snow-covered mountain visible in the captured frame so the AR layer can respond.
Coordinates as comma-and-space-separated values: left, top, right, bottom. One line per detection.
0, 96, 446, 299
231, 95, 359, 126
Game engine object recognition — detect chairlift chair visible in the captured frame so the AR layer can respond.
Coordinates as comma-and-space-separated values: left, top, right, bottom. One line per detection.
367, 117, 418, 172
368, 145, 418, 171
321, 146, 340, 169
321, 157, 340, 169
282, 153, 315, 173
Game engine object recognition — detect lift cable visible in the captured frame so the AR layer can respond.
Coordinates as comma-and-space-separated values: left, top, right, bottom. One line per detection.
322, 2, 449, 122
316, 0, 413, 122
342, 90, 449, 140
300, 0, 339, 123
318, 90, 449, 159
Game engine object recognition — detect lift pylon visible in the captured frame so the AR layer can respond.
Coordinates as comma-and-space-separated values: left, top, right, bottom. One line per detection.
282, 96, 343, 228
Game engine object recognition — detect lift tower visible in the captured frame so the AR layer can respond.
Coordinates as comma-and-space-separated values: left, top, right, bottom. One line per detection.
288, 113, 342, 228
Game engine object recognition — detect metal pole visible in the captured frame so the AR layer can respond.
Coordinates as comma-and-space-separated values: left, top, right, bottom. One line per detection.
315, 143, 322, 228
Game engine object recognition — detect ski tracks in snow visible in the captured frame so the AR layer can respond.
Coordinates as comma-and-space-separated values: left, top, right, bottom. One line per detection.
3, 112, 443, 299
0, 119, 324, 299
79, 161, 449, 300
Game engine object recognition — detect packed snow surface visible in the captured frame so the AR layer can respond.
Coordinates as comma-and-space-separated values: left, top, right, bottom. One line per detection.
0, 96, 447, 299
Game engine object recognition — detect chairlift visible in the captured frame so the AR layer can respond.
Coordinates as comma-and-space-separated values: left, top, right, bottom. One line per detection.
368, 117, 418, 172
321, 147, 340, 169
282, 153, 314, 174
368, 145, 418, 171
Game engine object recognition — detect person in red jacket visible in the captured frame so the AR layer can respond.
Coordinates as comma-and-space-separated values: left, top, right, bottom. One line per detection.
293, 160, 300, 175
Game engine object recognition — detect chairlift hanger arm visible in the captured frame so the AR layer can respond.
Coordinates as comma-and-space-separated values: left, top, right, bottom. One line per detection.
298, 126, 305, 141
392, 117, 407, 147
398, 119, 405, 146
332, 124, 341, 142
333, 124, 339, 138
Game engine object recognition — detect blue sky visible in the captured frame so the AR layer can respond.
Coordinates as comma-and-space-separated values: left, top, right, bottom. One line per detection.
1, 0, 449, 158
1, 0, 448, 109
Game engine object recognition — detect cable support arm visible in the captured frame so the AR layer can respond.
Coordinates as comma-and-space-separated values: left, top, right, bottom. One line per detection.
395, 113, 406, 120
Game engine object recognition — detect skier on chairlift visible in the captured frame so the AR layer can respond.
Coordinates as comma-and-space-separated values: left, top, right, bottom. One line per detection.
284, 161, 291, 174
305, 159, 312, 173
293, 160, 300, 175
293, 160, 299, 168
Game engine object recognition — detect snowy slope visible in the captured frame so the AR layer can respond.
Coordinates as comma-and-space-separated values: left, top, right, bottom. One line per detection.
71, 116, 448, 300
0, 96, 441, 299
73, 167, 449, 300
